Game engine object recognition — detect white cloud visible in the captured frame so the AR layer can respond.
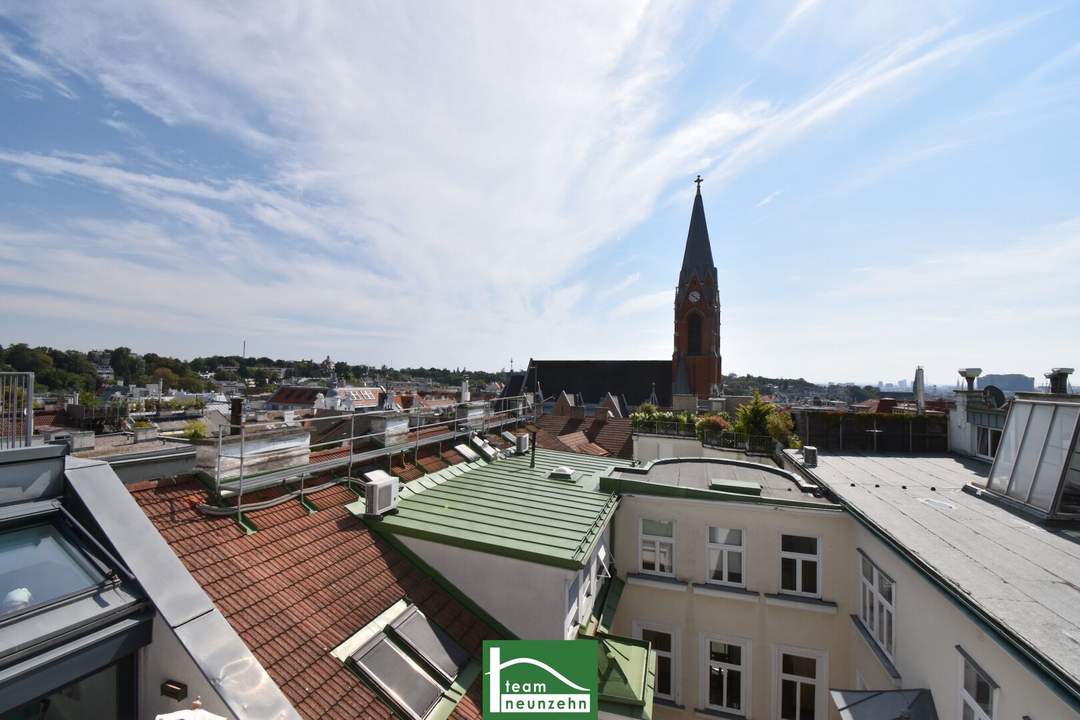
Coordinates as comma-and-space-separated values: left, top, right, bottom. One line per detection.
612, 290, 671, 318
755, 190, 782, 208
0, 31, 75, 98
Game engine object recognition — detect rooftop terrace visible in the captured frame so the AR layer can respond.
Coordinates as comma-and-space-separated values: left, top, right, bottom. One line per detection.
603, 456, 834, 507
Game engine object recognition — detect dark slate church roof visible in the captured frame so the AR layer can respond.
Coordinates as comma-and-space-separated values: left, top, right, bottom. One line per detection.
679, 182, 716, 286
508, 359, 671, 408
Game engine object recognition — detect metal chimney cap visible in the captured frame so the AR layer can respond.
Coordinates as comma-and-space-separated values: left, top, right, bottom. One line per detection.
1045, 368, 1074, 377
958, 368, 983, 378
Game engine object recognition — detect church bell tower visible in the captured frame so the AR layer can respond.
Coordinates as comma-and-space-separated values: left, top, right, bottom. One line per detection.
672, 176, 722, 399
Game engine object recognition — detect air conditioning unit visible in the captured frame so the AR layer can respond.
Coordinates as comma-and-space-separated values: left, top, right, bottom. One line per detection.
362, 469, 399, 517
801, 446, 818, 468
516, 433, 530, 455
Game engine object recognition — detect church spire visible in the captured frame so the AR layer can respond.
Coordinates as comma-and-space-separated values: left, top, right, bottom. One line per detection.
679, 175, 715, 284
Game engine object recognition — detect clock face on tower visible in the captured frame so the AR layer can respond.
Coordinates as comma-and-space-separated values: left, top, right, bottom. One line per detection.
688, 290, 701, 303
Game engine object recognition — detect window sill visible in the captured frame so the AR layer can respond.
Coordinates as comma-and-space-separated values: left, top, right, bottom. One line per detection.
694, 706, 746, 720
763, 593, 837, 614
850, 614, 901, 681
654, 697, 685, 710
691, 584, 759, 603
626, 573, 689, 593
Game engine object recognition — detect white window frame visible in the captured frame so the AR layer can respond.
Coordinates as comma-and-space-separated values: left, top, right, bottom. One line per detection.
958, 651, 996, 720
701, 634, 750, 716
858, 553, 895, 661
706, 527, 746, 588
975, 425, 1002, 461
779, 534, 822, 598
564, 572, 580, 638
773, 645, 828, 720
639, 518, 675, 577
634, 621, 678, 703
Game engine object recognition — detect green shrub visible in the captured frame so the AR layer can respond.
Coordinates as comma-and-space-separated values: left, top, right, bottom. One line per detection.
183, 420, 209, 440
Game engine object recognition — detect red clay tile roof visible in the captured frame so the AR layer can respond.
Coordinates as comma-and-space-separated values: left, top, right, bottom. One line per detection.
534, 415, 633, 459
441, 448, 466, 465
129, 478, 498, 720
533, 429, 574, 453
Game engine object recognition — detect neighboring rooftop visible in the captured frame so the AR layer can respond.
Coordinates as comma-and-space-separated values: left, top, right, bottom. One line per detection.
795, 451, 1080, 700
511, 360, 672, 408
130, 477, 498, 720
365, 449, 633, 569
533, 414, 635, 458
604, 457, 834, 507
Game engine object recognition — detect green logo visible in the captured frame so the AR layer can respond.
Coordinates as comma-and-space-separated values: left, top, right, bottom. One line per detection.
483, 640, 598, 719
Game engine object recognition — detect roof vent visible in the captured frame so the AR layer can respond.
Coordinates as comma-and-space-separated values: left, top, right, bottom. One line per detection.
958, 368, 982, 392
362, 470, 399, 518
1046, 368, 1074, 395
548, 466, 574, 481
801, 446, 818, 468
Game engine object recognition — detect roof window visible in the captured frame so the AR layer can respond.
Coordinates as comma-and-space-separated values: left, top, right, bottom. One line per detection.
336, 602, 473, 720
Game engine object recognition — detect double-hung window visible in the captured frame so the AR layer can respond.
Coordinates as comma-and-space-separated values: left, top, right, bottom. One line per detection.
640, 519, 674, 575
705, 637, 747, 715
637, 625, 675, 701
778, 650, 823, 720
858, 554, 895, 658
706, 527, 744, 587
959, 649, 996, 720
780, 535, 820, 597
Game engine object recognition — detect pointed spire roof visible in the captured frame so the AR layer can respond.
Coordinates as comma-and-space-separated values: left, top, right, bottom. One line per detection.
680, 176, 715, 284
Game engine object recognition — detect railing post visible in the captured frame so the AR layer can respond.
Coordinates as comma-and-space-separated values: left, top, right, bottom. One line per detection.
215, 427, 223, 497
237, 425, 246, 525
348, 412, 356, 478
25, 372, 34, 446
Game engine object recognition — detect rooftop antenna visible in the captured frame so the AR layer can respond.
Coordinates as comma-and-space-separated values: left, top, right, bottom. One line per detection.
242, 339, 246, 359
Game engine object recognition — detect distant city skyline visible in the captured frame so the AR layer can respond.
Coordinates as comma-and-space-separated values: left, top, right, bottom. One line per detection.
2, 2, 1078, 383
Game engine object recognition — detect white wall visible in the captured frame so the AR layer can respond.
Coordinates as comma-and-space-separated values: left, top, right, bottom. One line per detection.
140, 614, 237, 719
948, 393, 975, 457
633, 435, 763, 464
400, 535, 585, 640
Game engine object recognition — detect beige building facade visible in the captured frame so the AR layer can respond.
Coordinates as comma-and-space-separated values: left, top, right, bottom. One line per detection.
602, 451, 1080, 720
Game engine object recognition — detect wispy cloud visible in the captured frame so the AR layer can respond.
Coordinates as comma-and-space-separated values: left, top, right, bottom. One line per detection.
755, 190, 782, 208
611, 290, 671, 318
601, 272, 642, 297
0, 31, 75, 99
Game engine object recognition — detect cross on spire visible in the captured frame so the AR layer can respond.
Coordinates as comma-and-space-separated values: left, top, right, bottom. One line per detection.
694, 174, 703, 190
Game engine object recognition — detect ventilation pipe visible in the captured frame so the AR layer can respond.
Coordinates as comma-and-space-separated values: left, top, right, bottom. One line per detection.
1046, 368, 1074, 395
914, 366, 925, 415
230, 397, 244, 436
958, 368, 982, 392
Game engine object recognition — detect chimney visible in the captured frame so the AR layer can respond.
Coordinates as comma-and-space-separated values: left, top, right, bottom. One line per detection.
460, 376, 471, 403
914, 366, 925, 415
230, 397, 244, 436
958, 368, 982, 392
1045, 368, 1074, 395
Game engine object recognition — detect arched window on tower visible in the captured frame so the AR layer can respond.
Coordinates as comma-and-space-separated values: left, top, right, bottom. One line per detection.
687, 312, 702, 355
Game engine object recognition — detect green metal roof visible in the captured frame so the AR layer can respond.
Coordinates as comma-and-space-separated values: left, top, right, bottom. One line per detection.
362, 449, 632, 569
597, 633, 656, 720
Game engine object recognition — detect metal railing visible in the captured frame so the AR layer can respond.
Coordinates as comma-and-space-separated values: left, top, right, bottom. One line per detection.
632, 419, 773, 454
0, 372, 34, 449
208, 394, 538, 516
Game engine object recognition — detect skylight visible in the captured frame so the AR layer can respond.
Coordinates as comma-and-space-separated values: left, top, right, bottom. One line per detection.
986, 397, 1080, 517
343, 603, 472, 720
0, 523, 104, 618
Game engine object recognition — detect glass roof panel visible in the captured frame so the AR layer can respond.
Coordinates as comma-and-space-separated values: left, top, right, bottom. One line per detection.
0, 523, 104, 618
988, 403, 1030, 494
352, 636, 443, 720
1031, 405, 1080, 511
392, 607, 470, 684
1007, 403, 1053, 502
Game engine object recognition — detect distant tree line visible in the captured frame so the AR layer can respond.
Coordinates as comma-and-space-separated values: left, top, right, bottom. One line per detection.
0, 343, 504, 395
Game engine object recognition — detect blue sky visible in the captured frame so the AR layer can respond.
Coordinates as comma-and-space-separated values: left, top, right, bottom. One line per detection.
1, 1, 1078, 385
